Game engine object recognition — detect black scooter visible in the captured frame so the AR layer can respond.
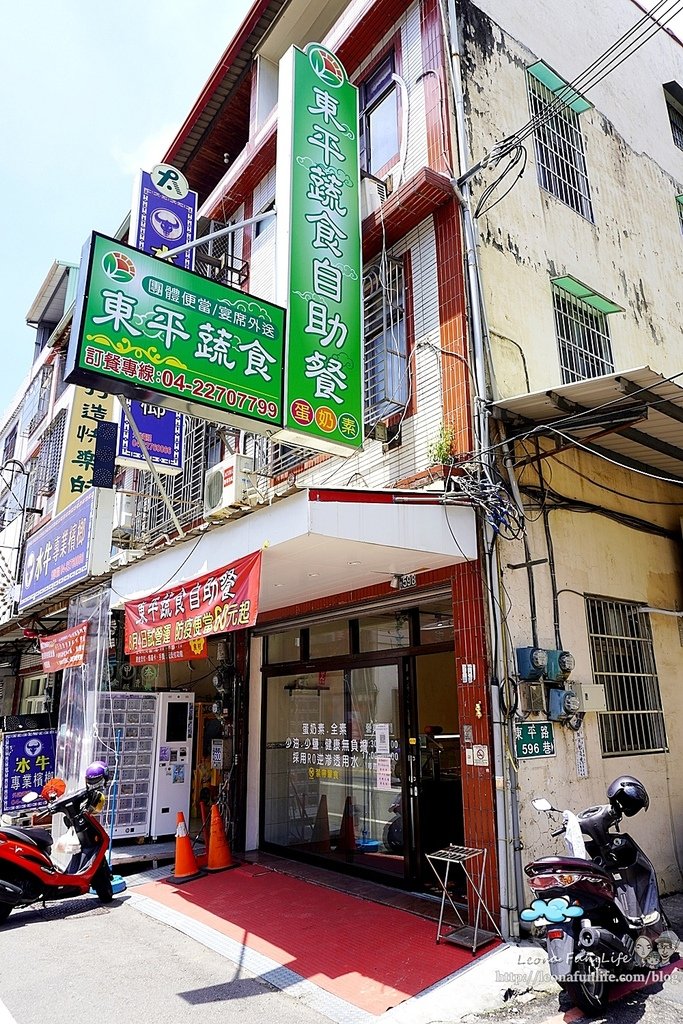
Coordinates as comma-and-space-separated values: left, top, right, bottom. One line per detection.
523, 775, 673, 1014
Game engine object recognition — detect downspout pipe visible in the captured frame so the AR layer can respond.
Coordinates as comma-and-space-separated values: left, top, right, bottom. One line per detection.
443, 0, 521, 941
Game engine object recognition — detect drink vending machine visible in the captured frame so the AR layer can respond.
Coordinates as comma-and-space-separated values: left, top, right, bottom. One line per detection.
150, 692, 194, 839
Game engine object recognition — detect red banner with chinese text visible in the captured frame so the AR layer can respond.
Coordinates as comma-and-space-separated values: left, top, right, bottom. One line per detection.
39, 621, 88, 672
124, 550, 262, 655
129, 636, 209, 666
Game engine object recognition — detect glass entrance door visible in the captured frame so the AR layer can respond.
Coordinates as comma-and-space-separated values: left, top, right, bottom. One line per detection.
262, 663, 406, 878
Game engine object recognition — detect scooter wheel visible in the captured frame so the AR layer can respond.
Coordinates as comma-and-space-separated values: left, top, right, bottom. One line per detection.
564, 967, 610, 1014
93, 864, 113, 903
0, 904, 11, 926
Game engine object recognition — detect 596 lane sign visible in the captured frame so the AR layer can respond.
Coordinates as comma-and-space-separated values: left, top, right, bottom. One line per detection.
65, 232, 286, 433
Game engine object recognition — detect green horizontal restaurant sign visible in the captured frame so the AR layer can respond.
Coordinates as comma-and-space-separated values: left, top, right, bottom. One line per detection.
65, 232, 286, 431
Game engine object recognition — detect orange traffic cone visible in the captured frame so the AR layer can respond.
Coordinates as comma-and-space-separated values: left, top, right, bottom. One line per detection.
310, 794, 331, 853
336, 796, 357, 852
167, 812, 206, 884
207, 804, 235, 872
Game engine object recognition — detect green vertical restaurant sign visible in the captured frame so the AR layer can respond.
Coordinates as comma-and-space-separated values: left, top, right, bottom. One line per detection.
515, 721, 556, 759
275, 44, 363, 455
65, 232, 286, 432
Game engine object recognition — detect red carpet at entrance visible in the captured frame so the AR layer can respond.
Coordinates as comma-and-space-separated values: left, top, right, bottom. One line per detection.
137, 864, 493, 1014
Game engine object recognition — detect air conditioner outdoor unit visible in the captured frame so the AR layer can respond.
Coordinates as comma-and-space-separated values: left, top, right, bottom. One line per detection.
113, 491, 135, 538
203, 455, 255, 521
360, 174, 390, 220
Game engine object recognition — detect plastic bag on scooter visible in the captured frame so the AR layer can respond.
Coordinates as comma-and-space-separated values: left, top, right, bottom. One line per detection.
53, 827, 81, 855
563, 810, 588, 859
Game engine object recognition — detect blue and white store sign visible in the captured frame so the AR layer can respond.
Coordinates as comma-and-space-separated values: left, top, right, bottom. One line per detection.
117, 401, 184, 476
1, 730, 56, 813
129, 166, 198, 270
18, 488, 114, 612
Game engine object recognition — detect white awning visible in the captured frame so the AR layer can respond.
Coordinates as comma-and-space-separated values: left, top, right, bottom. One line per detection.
110, 486, 477, 613
490, 366, 683, 484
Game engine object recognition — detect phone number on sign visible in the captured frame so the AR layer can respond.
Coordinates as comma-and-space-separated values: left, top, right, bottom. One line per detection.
159, 370, 278, 418
81, 346, 279, 419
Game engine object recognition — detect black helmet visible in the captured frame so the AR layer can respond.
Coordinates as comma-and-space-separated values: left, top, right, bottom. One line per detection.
607, 776, 649, 817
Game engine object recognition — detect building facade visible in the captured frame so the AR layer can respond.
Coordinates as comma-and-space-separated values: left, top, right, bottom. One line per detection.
1, 0, 681, 941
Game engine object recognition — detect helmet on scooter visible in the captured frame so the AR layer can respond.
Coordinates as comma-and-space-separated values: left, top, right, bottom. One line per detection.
607, 775, 649, 817
85, 760, 110, 790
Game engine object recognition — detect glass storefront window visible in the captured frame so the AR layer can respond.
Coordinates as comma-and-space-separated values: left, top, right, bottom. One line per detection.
359, 612, 410, 652
265, 630, 301, 664
263, 664, 404, 876
308, 620, 349, 659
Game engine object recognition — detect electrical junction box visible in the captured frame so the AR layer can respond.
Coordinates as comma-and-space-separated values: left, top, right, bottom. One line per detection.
516, 646, 548, 680
567, 682, 607, 713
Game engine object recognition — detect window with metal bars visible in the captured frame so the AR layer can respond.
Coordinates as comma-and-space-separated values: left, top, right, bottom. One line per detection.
586, 596, 668, 757
135, 416, 222, 540
36, 410, 67, 496
363, 256, 407, 427
553, 284, 614, 383
527, 75, 594, 221
20, 365, 53, 437
667, 101, 683, 150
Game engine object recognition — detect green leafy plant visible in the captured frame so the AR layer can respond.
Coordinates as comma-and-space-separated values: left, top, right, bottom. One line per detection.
428, 423, 456, 465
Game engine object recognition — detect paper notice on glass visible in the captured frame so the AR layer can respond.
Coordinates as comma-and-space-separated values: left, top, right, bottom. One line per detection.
375, 723, 390, 754
376, 756, 393, 790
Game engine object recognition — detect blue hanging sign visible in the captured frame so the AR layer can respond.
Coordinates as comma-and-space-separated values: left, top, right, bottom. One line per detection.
117, 401, 184, 475
1, 730, 57, 813
129, 168, 198, 270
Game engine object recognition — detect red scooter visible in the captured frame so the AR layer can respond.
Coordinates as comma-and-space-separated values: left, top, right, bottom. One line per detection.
0, 761, 113, 926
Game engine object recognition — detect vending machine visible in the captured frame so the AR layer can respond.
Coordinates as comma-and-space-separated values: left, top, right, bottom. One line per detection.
149, 692, 194, 839
92, 691, 158, 839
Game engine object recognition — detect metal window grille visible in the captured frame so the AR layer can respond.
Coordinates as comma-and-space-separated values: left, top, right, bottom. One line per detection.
1, 424, 17, 464
667, 102, 683, 150
134, 416, 221, 541
364, 256, 407, 426
553, 285, 614, 383
678, 197, 683, 235
36, 409, 67, 496
586, 596, 668, 756
528, 76, 594, 221
20, 365, 53, 437
195, 220, 249, 290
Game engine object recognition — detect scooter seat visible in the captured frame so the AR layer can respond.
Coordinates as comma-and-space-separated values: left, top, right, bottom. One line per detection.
526, 856, 612, 880
0, 826, 52, 851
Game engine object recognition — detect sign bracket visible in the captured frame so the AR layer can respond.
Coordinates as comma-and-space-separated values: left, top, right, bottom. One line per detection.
119, 398, 185, 539
160, 209, 277, 261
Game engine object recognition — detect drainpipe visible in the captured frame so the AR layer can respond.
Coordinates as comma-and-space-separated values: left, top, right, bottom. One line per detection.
443, 0, 521, 940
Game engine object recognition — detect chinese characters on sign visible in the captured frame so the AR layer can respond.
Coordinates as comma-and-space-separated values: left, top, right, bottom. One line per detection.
515, 721, 557, 759
64, 233, 286, 432
283, 719, 400, 779
129, 636, 208, 666
39, 621, 88, 673
124, 550, 262, 654
55, 387, 116, 514
1, 731, 56, 813
275, 44, 363, 455
18, 488, 114, 611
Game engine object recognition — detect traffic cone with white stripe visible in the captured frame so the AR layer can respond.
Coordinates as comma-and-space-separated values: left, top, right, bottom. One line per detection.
167, 811, 206, 884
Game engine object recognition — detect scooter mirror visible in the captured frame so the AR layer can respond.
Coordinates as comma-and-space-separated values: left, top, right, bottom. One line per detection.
532, 798, 553, 812
21, 791, 39, 804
